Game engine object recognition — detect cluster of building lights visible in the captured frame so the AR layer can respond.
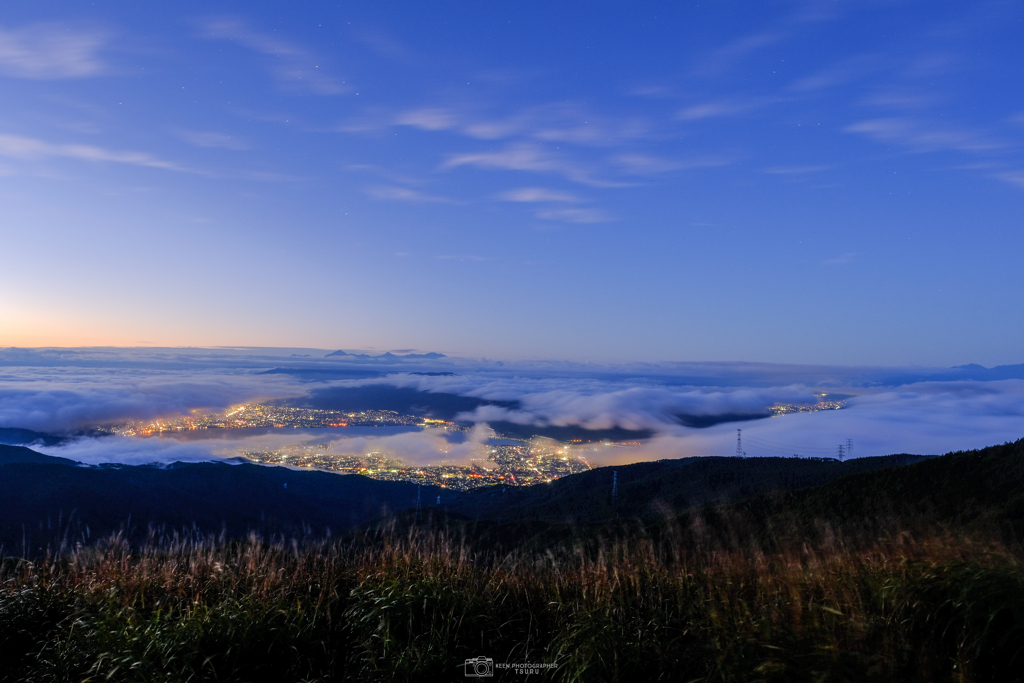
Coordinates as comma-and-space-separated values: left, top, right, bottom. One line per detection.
105, 404, 457, 437
769, 394, 847, 417
98, 396, 847, 490
238, 441, 593, 491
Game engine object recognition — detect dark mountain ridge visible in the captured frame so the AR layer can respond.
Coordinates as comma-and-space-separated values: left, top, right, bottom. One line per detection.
444, 452, 933, 524
0, 444, 79, 467
3, 437, 1022, 559
0, 439, 940, 557
0, 445, 444, 557
0, 427, 76, 447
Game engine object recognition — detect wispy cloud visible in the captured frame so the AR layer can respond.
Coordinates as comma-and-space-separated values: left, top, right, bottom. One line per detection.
395, 107, 521, 140
677, 102, 744, 121
436, 253, 488, 262
498, 187, 579, 203
677, 97, 780, 121
201, 18, 347, 95
606, 154, 712, 175
174, 129, 248, 151
442, 144, 568, 174
395, 103, 649, 147
0, 23, 107, 79
763, 165, 830, 175
496, 186, 608, 223
902, 52, 960, 79
240, 170, 305, 183
788, 54, 883, 92
395, 108, 459, 131
845, 118, 1004, 154
859, 90, 937, 110
463, 120, 523, 140
994, 172, 1024, 190
692, 31, 784, 76
344, 163, 434, 188
0, 133, 188, 171
533, 119, 650, 146
364, 185, 455, 203
442, 143, 625, 187
536, 207, 611, 224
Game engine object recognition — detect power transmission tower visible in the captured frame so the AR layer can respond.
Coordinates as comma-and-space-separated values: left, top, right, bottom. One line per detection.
837, 444, 845, 461
846, 438, 853, 459
736, 429, 743, 458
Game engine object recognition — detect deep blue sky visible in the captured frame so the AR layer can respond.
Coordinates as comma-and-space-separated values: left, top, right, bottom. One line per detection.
2, 1, 1022, 365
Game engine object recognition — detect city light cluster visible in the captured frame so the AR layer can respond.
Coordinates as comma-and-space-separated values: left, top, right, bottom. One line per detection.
238, 441, 592, 491
95, 397, 847, 489
104, 404, 457, 436
769, 395, 847, 417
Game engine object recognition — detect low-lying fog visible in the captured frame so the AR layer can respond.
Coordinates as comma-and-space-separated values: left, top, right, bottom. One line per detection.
2, 348, 1022, 468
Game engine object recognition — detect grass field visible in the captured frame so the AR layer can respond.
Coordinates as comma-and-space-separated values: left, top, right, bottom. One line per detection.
2, 513, 1022, 682
4, 440, 1024, 681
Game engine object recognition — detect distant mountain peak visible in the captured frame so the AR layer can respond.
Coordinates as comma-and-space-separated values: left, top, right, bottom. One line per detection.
0, 444, 78, 467
401, 352, 446, 359
325, 350, 446, 361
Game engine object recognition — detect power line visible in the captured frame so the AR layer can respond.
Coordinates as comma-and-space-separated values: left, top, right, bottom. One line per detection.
742, 435, 838, 451
741, 435, 838, 453
682, 431, 856, 461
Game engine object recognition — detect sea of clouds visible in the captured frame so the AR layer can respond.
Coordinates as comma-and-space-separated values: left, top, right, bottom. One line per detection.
2, 347, 1022, 467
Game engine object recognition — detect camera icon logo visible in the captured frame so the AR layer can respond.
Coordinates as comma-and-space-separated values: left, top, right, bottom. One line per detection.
464, 655, 494, 677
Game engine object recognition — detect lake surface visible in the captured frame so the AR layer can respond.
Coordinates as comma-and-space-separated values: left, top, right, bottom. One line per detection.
150, 425, 424, 442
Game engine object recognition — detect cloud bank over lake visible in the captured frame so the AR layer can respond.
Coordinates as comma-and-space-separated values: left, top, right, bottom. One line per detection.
2, 347, 1022, 466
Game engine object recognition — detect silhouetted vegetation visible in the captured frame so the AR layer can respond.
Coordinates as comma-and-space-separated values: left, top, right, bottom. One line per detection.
1, 440, 1023, 681
0, 446, 447, 555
